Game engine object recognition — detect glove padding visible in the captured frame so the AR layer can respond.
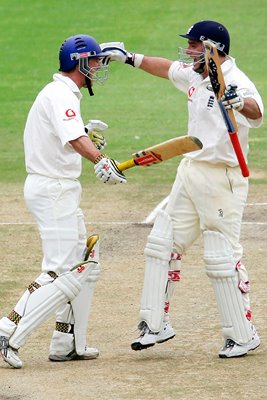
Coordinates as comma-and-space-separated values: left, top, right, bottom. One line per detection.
85, 119, 108, 150
94, 158, 127, 184
100, 42, 136, 66
221, 84, 244, 111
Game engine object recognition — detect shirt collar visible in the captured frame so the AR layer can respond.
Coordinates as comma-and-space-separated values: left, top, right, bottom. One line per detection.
53, 73, 83, 100
202, 56, 235, 82
221, 56, 235, 74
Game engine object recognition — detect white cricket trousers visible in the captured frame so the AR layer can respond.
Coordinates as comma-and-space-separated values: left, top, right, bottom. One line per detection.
165, 158, 251, 315
24, 174, 87, 275
166, 158, 249, 261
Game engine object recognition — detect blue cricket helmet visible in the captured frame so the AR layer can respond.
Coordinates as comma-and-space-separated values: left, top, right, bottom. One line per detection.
59, 34, 107, 72
180, 20, 230, 54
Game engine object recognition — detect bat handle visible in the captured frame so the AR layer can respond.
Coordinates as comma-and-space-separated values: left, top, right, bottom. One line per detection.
117, 159, 136, 172
229, 134, 250, 177
219, 103, 250, 178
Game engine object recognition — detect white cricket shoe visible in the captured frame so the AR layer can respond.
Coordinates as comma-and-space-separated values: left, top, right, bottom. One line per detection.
131, 322, 175, 351
219, 326, 260, 358
49, 346, 99, 362
0, 336, 22, 369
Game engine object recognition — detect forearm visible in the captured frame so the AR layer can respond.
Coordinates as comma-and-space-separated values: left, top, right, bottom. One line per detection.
239, 97, 262, 120
222, 85, 262, 120
71, 135, 126, 184
99, 42, 173, 79
139, 56, 173, 79
69, 135, 101, 163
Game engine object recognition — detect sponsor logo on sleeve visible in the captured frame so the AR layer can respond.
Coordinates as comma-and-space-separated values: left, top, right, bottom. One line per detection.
63, 109, 77, 120
188, 86, 195, 97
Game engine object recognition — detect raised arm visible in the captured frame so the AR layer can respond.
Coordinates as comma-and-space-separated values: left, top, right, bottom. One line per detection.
100, 42, 173, 79
139, 56, 173, 79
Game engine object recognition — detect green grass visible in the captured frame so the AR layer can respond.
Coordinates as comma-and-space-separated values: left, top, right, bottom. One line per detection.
0, 0, 266, 184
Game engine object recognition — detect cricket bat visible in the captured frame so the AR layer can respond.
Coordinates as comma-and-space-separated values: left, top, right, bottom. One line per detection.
203, 40, 249, 177
118, 135, 202, 172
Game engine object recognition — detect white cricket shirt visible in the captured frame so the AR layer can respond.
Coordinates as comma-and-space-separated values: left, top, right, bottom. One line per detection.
168, 57, 264, 166
24, 73, 87, 179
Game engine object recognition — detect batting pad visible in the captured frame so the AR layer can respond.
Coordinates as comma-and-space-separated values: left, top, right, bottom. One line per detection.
203, 231, 252, 344
72, 263, 100, 355
140, 210, 173, 332
9, 261, 97, 350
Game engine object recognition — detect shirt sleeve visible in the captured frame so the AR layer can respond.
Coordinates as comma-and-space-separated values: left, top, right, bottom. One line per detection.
168, 61, 192, 93
225, 65, 264, 129
49, 90, 86, 147
242, 90, 263, 128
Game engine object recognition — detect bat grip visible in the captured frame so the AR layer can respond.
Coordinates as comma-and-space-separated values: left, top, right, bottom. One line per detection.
219, 102, 249, 178
117, 159, 136, 172
228, 133, 249, 177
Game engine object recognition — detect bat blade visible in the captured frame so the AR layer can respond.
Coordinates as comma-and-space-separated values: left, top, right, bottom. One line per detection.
118, 135, 202, 172
203, 40, 249, 177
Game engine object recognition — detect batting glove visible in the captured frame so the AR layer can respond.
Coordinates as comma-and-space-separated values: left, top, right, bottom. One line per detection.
221, 84, 244, 111
100, 42, 144, 68
85, 119, 108, 150
94, 157, 127, 184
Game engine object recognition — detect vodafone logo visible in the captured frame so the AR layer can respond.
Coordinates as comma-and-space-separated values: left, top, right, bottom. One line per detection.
65, 109, 76, 118
188, 86, 195, 97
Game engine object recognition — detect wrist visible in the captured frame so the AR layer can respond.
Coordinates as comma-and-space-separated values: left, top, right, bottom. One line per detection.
236, 97, 244, 111
133, 53, 144, 67
94, 153, 107, 164
126, 53, 144, 68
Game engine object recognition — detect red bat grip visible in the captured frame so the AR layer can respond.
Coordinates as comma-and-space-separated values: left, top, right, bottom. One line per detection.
228, 133, 249, 177
218, 101, 250, 178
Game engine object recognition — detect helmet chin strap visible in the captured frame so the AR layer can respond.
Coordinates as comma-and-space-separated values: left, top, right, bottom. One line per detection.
85, 76, 94, 96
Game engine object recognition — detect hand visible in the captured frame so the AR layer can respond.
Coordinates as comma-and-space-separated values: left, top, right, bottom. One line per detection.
85, 120, 108, 150
94, 157, 127, 184
100, 42, 127, 62
100, 42, 144, 67
221, 84, 244, 111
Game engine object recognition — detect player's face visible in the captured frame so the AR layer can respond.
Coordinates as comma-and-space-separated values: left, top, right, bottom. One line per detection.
185, 40, 206, 73
89, 58, 101, 69
87, 58, 100, 81
82, 57, 109, 86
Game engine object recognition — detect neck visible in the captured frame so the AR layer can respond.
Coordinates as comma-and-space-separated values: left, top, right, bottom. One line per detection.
61, 70, 85, 89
